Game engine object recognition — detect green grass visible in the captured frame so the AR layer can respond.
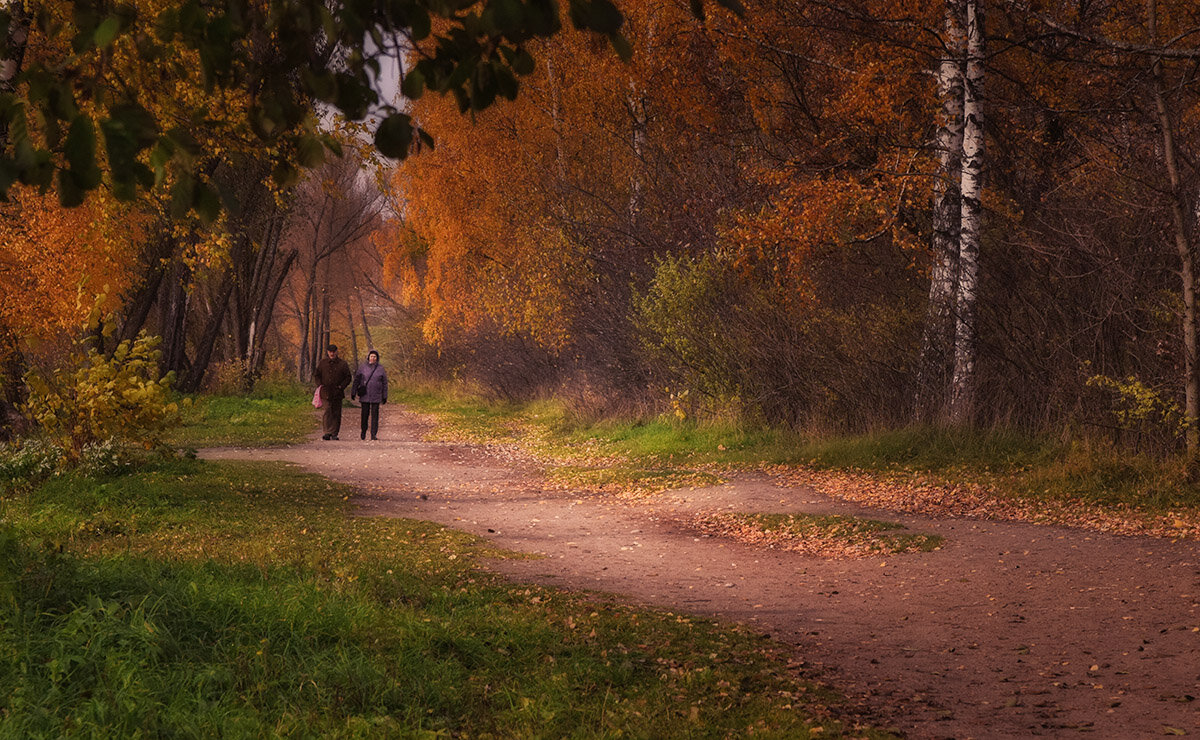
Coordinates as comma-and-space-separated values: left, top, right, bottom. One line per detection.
727, 513, 944, 555
0, 460, 888, 738
545, 465, 722, 493
168, 391, 318, 448
790, 426, 1056, 473
391, 386, 521, 443
1003, 445, 1199, 510
394, 383, 1200, 516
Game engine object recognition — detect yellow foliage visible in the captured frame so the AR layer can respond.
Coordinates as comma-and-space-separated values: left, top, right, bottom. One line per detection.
23, 331, 179, 457
1086, 374, 1188, 441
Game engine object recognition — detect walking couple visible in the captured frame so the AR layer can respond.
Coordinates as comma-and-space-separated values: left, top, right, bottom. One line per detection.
313, 344, 389, 441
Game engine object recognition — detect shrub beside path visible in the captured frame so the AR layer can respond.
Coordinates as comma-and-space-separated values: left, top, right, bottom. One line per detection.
202, 407, 1200, 739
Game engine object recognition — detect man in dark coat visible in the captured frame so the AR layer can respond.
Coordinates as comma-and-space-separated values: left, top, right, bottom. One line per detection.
314, 343, 352, 440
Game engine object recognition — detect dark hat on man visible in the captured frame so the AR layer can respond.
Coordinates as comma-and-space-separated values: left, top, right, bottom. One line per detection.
326, 344, 338, 352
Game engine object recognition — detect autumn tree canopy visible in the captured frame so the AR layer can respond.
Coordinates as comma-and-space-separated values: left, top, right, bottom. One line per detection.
6, 0, 1200, 460
384, 0, 1200, 451
0, 0, 740, 218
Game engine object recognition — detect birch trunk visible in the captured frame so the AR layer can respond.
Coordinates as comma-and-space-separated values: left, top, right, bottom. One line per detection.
1148, 0, 1200, 457
916, 0, 966, 422
628, 83, 648, 232
949, 0, 984, 425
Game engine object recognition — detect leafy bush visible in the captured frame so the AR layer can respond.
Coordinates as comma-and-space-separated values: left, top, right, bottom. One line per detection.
635, 253, 734, 407
1085, 373, 1186, 453
203, 359, 255, 395
0, 438, 65, 483
76, 437, 145, 478
23, 332, 179, 458
634, 249, 920, 430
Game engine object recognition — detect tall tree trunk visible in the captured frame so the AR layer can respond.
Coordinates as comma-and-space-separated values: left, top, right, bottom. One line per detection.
297, 265, 320, 382
308, 286, 330, 379
628, 84, 648, 233
116, 266, 167, 348
346, 294, 359, 370
160, 260, 192, 379
181, 275, 236, 392
949, 0, 985, 426
357, 292, 375, 351
298, 286, 313, 382
1148, 0, 1200, 457
626, 14, 655, 249
248, 247, 296, 380
916, 0, 966, 422
320, 290, 331, 353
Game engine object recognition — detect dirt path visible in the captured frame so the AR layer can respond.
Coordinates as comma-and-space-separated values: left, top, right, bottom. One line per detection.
202, 407, 1200, 739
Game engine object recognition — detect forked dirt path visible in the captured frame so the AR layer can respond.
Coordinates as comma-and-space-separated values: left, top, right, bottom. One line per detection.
202, 407, 1200, 739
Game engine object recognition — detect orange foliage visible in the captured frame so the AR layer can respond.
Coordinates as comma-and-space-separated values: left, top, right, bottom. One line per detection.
703, 0, 937, 285
386, 0, 1198, 359
390, 23, 619, 346
0, 186, 141, 349
390, 0, 761, 346
726, 175, 914, 300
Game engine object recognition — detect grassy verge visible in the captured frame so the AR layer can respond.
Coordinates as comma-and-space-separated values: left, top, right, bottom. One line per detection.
688, 513, 944, 558
390, 385, 523, 444
168, 387, 318, 448
393, 383, 1200, 527
0, 459, 889, 738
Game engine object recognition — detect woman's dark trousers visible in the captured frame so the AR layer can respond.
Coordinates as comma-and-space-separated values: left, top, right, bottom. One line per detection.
360, 402, 380, 440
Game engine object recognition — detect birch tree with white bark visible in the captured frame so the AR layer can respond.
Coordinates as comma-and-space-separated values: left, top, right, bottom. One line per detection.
916, 0, 966, 421
916, 0, 984, 426
948, 0, 986, 425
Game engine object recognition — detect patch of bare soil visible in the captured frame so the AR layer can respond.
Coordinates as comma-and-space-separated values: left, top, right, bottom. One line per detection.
202, 407, 1200, 739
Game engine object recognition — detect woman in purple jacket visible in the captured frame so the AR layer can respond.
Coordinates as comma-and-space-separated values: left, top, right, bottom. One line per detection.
350, 350, 388, 441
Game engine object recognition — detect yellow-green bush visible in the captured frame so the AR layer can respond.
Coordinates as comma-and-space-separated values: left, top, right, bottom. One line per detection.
1085, 373, 1187, 452
23, 333, 179, 457
633, 250, 920, 430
